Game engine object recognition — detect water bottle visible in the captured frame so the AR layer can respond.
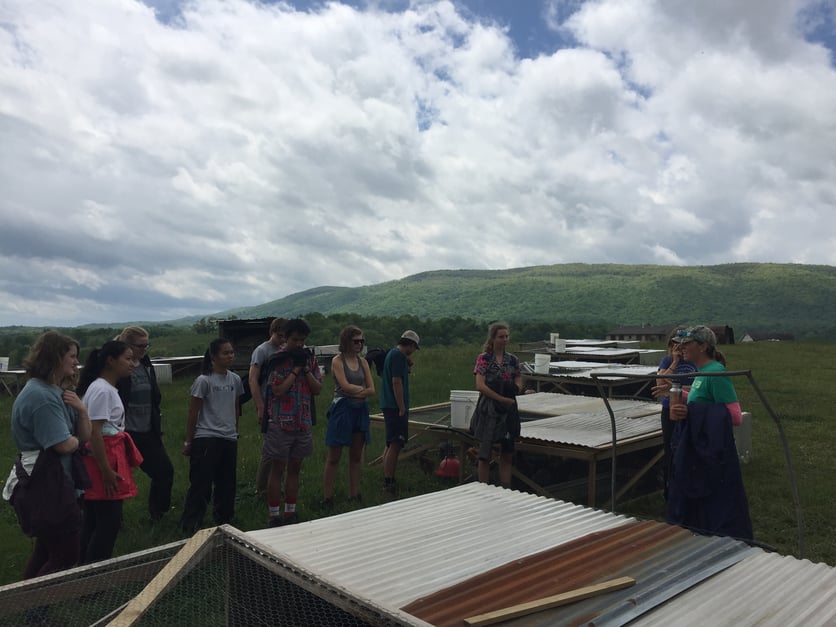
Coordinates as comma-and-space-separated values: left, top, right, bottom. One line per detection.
669, 381, 682, 406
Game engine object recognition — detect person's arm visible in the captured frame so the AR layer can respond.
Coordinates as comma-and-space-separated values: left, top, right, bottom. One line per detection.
89, 420, 120, 496
248, 363, 263, 420
301, 358, 322, 396
333, 355, 369, 398
360, 358, 375, 397
475, 373, 515, 405
392, 376, 406, 416
235, 396, 241, 433
271, 369, 299, 396
183, 396, 202, 456
63, 389, 92, 442
52, 435, 80, 455
726, 401, 743, 426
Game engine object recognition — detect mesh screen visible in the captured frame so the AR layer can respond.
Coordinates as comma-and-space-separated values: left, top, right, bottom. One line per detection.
0, 529, 416, 626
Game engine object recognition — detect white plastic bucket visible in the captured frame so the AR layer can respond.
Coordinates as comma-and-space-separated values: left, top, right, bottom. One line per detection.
0, 357, 8, 372
153, 363, 172, 384
549, 332, 560, 345
450, 390, 480, 429
554, 339, 567, 352
534, 353, 550, 374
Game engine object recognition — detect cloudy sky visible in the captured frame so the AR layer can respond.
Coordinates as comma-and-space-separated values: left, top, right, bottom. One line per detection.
2, 0, 835, 327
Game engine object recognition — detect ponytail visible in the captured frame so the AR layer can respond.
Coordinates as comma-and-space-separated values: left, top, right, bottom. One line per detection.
202, 337, 232, 375
78, 340, 130, 395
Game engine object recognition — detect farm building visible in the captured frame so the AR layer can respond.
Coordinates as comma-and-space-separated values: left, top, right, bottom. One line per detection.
740, 331, 795, 342
607, 324, 735, 344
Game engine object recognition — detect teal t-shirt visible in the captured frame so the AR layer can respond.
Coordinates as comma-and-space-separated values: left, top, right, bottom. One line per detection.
380, 348, 409, 410
688, 360, 738, 404
11, 378, 75, 477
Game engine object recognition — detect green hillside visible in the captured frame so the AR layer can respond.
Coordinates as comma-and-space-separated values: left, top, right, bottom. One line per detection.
218, 263, 836, 338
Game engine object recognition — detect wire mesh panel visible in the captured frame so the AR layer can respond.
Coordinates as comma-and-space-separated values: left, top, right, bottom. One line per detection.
0, 527, 423, 627
0, 543, 182, 626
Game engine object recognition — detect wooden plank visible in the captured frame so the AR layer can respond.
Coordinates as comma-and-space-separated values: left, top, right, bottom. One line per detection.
463, 576, 635, 626
109, 527, 219, 626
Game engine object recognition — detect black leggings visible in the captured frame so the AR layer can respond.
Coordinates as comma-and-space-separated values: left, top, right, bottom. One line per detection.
81, 499, 123, 564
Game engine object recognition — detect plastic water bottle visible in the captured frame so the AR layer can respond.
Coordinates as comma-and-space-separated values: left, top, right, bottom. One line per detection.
669, 381, 682, 406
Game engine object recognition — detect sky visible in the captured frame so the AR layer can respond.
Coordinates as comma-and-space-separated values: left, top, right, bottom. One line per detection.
1, 0, 836, 327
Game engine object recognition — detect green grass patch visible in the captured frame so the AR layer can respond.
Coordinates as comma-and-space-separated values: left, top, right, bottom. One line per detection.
1, 340, 834, 585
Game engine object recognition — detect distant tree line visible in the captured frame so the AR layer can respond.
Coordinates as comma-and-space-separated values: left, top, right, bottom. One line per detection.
0, 315, 609, 369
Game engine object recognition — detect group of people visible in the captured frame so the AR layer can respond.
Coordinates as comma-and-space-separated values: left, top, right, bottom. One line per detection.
4, 318, 752, 582
4, 327, 172, 579
247, 319, 420, 523
3, 320, 425, 579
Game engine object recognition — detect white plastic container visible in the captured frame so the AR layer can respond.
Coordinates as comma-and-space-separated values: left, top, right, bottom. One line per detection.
534, 353, 550, 373
549, 332, 560, 345
153, 363, 173, 384
0, 357, 8, 372
450, 390, 480, 429
554, 339, 567, 352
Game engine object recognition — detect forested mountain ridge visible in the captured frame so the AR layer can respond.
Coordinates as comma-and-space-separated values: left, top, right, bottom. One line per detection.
216, 263, 836, 338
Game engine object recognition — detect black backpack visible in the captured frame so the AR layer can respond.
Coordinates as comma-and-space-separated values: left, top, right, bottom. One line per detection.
365, 348, 387, 376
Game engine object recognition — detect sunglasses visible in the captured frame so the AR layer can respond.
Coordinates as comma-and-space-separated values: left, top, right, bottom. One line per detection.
352, 338, 366, 345
132, 343, 150, 349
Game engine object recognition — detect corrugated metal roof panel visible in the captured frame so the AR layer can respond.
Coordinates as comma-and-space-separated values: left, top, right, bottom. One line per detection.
515, 392, 649, 417
245, 485, 836, 626
633, 550, 836, 626
520, 409, 659, 448
247, 483, 631, 608
402, 520, 755, 627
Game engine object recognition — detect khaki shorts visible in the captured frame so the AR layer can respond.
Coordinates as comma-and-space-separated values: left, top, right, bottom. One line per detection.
262, 424, 313, 462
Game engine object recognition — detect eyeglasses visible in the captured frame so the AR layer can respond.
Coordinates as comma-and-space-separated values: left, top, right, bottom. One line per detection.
352, 338, 366, 345
132, 343, 150, 349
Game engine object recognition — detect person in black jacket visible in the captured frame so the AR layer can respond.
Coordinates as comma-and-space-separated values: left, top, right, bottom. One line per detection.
116, 326, 174, 521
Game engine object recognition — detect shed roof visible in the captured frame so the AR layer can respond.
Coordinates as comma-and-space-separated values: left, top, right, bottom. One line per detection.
245, 484, 836, 625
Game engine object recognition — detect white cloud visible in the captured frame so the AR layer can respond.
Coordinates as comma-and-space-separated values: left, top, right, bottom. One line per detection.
1, 0, 835, 326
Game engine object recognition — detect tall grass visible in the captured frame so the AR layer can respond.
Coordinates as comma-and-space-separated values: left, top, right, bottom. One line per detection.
0, 340, 833, 585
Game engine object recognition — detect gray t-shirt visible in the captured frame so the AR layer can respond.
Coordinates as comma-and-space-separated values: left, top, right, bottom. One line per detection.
250, 340, 281, 367
125, 364, 153, 433
191, 371, 243, 441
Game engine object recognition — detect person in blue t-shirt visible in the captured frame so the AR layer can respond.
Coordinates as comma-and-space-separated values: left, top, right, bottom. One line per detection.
379, 330, 420, 498
652, 326, 697, 499
7, 332, 91, 579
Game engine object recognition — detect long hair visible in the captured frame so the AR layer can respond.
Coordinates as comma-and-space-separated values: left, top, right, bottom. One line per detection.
202, 337, 232, 375
77, 340, 131, 396
22, 331, 80, 383
338, 325, 363, 354
482, 322, 509, 354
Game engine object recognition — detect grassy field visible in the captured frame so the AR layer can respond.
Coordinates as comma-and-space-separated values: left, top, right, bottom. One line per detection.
0, 340, 833, 585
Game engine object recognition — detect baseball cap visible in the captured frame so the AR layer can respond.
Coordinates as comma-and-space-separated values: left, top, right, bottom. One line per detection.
400, 330, 420, 349
682, 325, 716, 347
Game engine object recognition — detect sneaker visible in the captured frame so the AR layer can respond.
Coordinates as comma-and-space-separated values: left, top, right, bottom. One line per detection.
282, 512, 299, 525
268, 517, 284, 528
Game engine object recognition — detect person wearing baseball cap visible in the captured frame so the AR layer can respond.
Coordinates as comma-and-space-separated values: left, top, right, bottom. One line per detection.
667, 324, 752, 540
379, 330, 420, 498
